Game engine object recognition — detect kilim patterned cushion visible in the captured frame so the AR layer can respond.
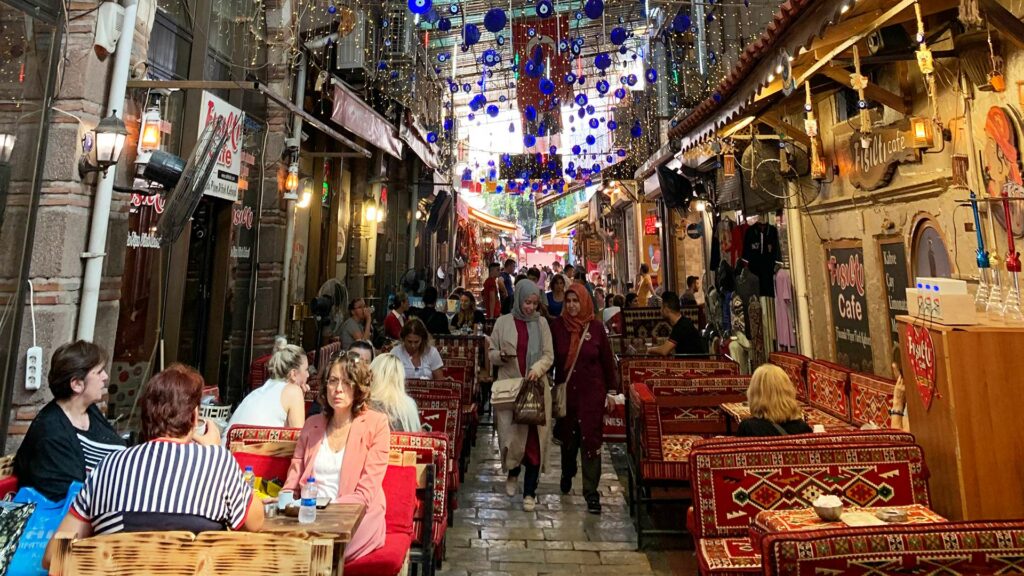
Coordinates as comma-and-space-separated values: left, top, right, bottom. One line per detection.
694, 430, 915, 450
697, 537, 762, 575
806, 360, 851, 420
621, 307, 673, 354
761, 520, 1024, 576
689, 443, 931, 539
768, 352, 810, 401
225, 425, 303, 447
390, 432, 448, 553
647, 377, 750, 437
849, 371, 896, 428
619, 357, 739, 392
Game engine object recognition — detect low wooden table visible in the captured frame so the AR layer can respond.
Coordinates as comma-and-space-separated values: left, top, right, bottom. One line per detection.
749, 504, 947, 549
262, 503, 366, 576
718, 402, 857, 433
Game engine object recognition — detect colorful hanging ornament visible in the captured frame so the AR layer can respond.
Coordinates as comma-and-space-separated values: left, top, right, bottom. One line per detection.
584, 0, 604, 19
463, 23, 481, 46
610, 27, 627, 45
408, 0, 431, 14
672, 14, 691, 32
987, 25, 1006, 92
1003, 187, 1023, 322
851, 46, 872, 147
437, 17, 451, 31
484, 8, 507, 32
535, 0, 553, 18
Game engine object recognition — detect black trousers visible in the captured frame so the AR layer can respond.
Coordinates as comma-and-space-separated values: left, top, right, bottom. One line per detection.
508, 464, 540, 498
560, 417, 601, 500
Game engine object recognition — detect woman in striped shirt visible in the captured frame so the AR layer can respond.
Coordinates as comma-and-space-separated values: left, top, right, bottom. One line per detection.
43, 364, 264, 569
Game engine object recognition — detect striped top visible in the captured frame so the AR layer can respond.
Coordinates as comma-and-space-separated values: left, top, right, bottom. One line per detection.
77, 430, 126, 474
72, 439, 253, 535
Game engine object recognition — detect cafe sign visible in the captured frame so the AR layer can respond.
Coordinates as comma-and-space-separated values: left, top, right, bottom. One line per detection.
198, 91, 245, 202
843, 120, 920, 191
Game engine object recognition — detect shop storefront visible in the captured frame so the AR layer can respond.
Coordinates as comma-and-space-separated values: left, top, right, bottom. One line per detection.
0, 0, 61, 444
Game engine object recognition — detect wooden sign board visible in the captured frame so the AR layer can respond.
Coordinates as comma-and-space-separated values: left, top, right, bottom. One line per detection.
825, 240, 873, 372
878, 235, 911, 347
838, 120, 921, 191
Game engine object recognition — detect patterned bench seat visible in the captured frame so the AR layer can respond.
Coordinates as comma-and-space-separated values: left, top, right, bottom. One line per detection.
390, 431, 449, 570
689, 441, 931, 575
761, 520, 1024, 576
768, 352, 810, 401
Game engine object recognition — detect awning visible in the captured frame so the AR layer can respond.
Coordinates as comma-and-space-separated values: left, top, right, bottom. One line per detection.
467, 206, 517, 232
553, 207, 589, 235
332, 84, 403, 159
634, 141, 677, 180
399, 113, 441, 170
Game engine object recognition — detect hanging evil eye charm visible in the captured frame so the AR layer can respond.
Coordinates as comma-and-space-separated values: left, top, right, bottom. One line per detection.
482, 49, 500, 67
595, 53, 612, 70
565, 72, 577, 85
646, 68, 658, 83
327, 4, 336, 14
524, 134, 537, 147
625, 74, 638, 86
484, 8, 506, 32
497, 34, 505, 46
614, 87, 626, 99
575, 93, 588, 106
437, 17, 451, 31
448, 3, 459, 14
858, 99, 868, 109
673, 14, 691, 33
630, 122, 643, 137
608, 120, 618, 130
536, 0, 553, 18
463, 23, 480, 46
443, 118, 453, 130
427, 132, 438, 143
539, 78, 555, 94
559, 40, 569, 52
487, 104, 500, 117
596, 79, 610, 94
408, 0, 431, 15
610, 27, 627, 45
584, 0, 604, 19
586, 134, 596, 145
437, 52, 448, 62
572, 144, 582, 155
527, 27, 536, 38
617, 148, 626, 157
589, 118, 599, 129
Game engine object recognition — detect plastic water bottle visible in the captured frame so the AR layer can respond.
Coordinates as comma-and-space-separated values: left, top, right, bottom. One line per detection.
299, 477, 317, 524
242, 466, 256, 489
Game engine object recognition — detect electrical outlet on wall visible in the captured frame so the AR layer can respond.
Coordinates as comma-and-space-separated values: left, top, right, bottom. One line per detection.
25, 346, 42, 390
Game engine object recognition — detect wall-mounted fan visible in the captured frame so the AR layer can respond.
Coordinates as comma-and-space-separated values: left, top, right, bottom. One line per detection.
156, 117, 228, 245
400, 267, 427, 296
739, 140, 810, 213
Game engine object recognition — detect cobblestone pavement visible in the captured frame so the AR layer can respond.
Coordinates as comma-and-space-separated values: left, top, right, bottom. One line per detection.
436, 421, 698, 576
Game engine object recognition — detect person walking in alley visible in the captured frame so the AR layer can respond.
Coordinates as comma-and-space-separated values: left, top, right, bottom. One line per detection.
550, 283, 617, 514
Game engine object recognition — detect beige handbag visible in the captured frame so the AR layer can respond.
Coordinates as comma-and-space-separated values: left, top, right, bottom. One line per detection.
491, 378, 523, 409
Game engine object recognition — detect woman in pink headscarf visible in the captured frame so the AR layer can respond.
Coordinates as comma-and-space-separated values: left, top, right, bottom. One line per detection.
549, 283, 617, 514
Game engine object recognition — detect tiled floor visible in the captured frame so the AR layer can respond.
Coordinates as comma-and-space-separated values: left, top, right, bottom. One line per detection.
436, 421, 698, 576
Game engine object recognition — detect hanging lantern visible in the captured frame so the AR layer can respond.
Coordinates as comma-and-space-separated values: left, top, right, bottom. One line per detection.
810, 137, 827, 181
910, 117, 935, 149
723, 154, 736, 178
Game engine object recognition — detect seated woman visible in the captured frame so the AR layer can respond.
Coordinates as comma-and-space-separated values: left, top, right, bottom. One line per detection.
284, 351, 389, 561
15, 341, 126, 502
391, 317, 444, 380
349, 340, 376, 364
225, 339, 309, 433
369, 353, 421, 432
450, 291, 485, 333
737, 364, 812, 437
43, 364, 264, 568
383, 292, 409, 341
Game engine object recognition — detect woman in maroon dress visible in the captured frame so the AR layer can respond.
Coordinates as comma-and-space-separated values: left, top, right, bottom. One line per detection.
550, 283, 617, 514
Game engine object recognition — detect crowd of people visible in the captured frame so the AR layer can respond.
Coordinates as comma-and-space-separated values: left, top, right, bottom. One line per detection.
16, 258, 815, 571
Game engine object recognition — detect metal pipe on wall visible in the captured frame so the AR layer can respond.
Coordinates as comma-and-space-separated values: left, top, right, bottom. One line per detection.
77, 0, 139, 341
785, 181, 814, 356
278, 53, 306, 336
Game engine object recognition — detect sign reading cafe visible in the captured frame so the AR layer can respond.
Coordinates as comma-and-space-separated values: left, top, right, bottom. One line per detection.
198, 91, 245, 202
841, 120, 921, 191
825, 241, 873, 372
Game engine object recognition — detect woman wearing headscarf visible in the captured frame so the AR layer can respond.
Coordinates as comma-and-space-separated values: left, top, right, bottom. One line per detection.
549, 283, 618, 514
489, 280, 554, 512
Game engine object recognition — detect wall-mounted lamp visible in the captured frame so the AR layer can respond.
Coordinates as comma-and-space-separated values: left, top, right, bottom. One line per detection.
811, 137, 828, 180
79, 114, 128, 177
0, 132, 15, 164
139, 105, 162, 152
284, 162, 300, 199
910, 117, 935, 149
366, 202, 385, 223
296, 177, 313, 208
415, 209, 424, 220
695, 199, 707, 212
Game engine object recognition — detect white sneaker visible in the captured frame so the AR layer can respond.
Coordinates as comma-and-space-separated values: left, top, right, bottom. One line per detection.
505, 477, 517, 497
523, 496, 536, 512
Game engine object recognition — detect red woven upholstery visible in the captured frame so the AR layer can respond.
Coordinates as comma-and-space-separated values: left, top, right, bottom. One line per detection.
698, 536, 762, 575
619, 357, 739, 392
231, 452, 290, 482
390, 432, 449, 557
768, 352, 810, 401
761, 520, 1024, 576
694, 430, 916, 449
689, 442, 930, 541
344, 465, 417, 576
806, 360, 851, 420
849, 371, 896, 428
225, 425, 303, 447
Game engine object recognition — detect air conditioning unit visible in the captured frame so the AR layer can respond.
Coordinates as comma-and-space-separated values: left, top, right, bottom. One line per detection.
381, 8, 414, 62
336, 9, 367, 70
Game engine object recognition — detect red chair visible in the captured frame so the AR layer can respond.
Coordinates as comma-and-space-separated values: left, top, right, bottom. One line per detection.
344, 465, 417, 576
225, 425, 302, 482
391, 432, 449, 573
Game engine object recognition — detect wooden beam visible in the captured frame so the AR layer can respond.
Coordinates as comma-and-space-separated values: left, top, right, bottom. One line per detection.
755, 66, 812, 102
758, 111, 812, 149
817, 65, 911, 114
979, 0, 1024, 50
807, 11, 883, 54
795, 0, 917, 87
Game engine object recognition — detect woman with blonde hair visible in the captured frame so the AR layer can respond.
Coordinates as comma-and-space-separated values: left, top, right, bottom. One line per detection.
737, 364, 812, 437
226, 339, 309, 432
369, 353, 421, 432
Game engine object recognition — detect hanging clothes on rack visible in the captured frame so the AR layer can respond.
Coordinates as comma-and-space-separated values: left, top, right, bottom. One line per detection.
774, 266, 797, 350
742, 221, 781, 297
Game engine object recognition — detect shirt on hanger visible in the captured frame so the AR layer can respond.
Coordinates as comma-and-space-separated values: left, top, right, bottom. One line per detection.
774, 268, 796, 349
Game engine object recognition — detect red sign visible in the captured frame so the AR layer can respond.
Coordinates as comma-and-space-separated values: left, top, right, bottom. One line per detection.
512, 14, 571, 150
905, 324, 937, 410
644, 215, 658, 235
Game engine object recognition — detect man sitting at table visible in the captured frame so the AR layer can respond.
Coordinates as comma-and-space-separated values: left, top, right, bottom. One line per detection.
737, 364, 812, 437
43, 365, 264, 569
284, 350, 389, 561
648, 291, 704, 356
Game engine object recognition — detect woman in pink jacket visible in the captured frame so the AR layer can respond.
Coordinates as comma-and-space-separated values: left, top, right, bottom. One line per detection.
284, 350, 390, 561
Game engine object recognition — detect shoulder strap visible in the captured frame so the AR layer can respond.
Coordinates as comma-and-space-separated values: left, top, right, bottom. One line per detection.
563, 328, 587, 384
769, 421, 790, 436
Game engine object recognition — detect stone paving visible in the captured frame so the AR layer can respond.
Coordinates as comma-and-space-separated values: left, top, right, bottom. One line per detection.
436, 422, 698, 576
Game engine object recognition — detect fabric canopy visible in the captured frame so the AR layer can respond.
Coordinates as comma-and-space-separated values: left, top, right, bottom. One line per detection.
332, 84, 403, 159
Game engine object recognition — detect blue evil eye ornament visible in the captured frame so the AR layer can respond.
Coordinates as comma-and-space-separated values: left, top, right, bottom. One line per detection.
575, 93, 588, 106
486, 104, 500, 117
467, 113, 475, 121
672, 13, 691, 32
586, 134, 596, 145
596, 79, 610, 94
630, 122, 643, 137
469, 94, 487, 111
539, 78, 555, 94
610, 27, 627, 45
448, 3, 459, 14
549, 145, 558, 155
706, 12, 715, 23
608, 120, 618, 130
463, 23, 480, 46
712, 91, 722, 102
524, 134, 537, 147
377, 61, 387, 70
426, 132, 438, 143
564, 72, 577, 85
614, 87, 626, 99
646, 68, 658, 83
535, 0, 553, 18
508, 122, 515, 133
424, 8, 438, 23
484, 8, 506, 32
497, 34, 505, 46
327, 4, 336, 14
408, 0, 431, 14
583, 0, 603, 19
577, 107, 586, 119
437, 17, 451, 31
589, 118, 599, 129
625, 74, 638, 86
594, 53, 612, 70
524, 59, 543, 78
525, 105, 537, 121
462, 83, 472, 92
443, 118, 453, 130
482, 49, 501, 67
437, 52, 448, 62
572, 145, 582, 155
617, 149, 626, 157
